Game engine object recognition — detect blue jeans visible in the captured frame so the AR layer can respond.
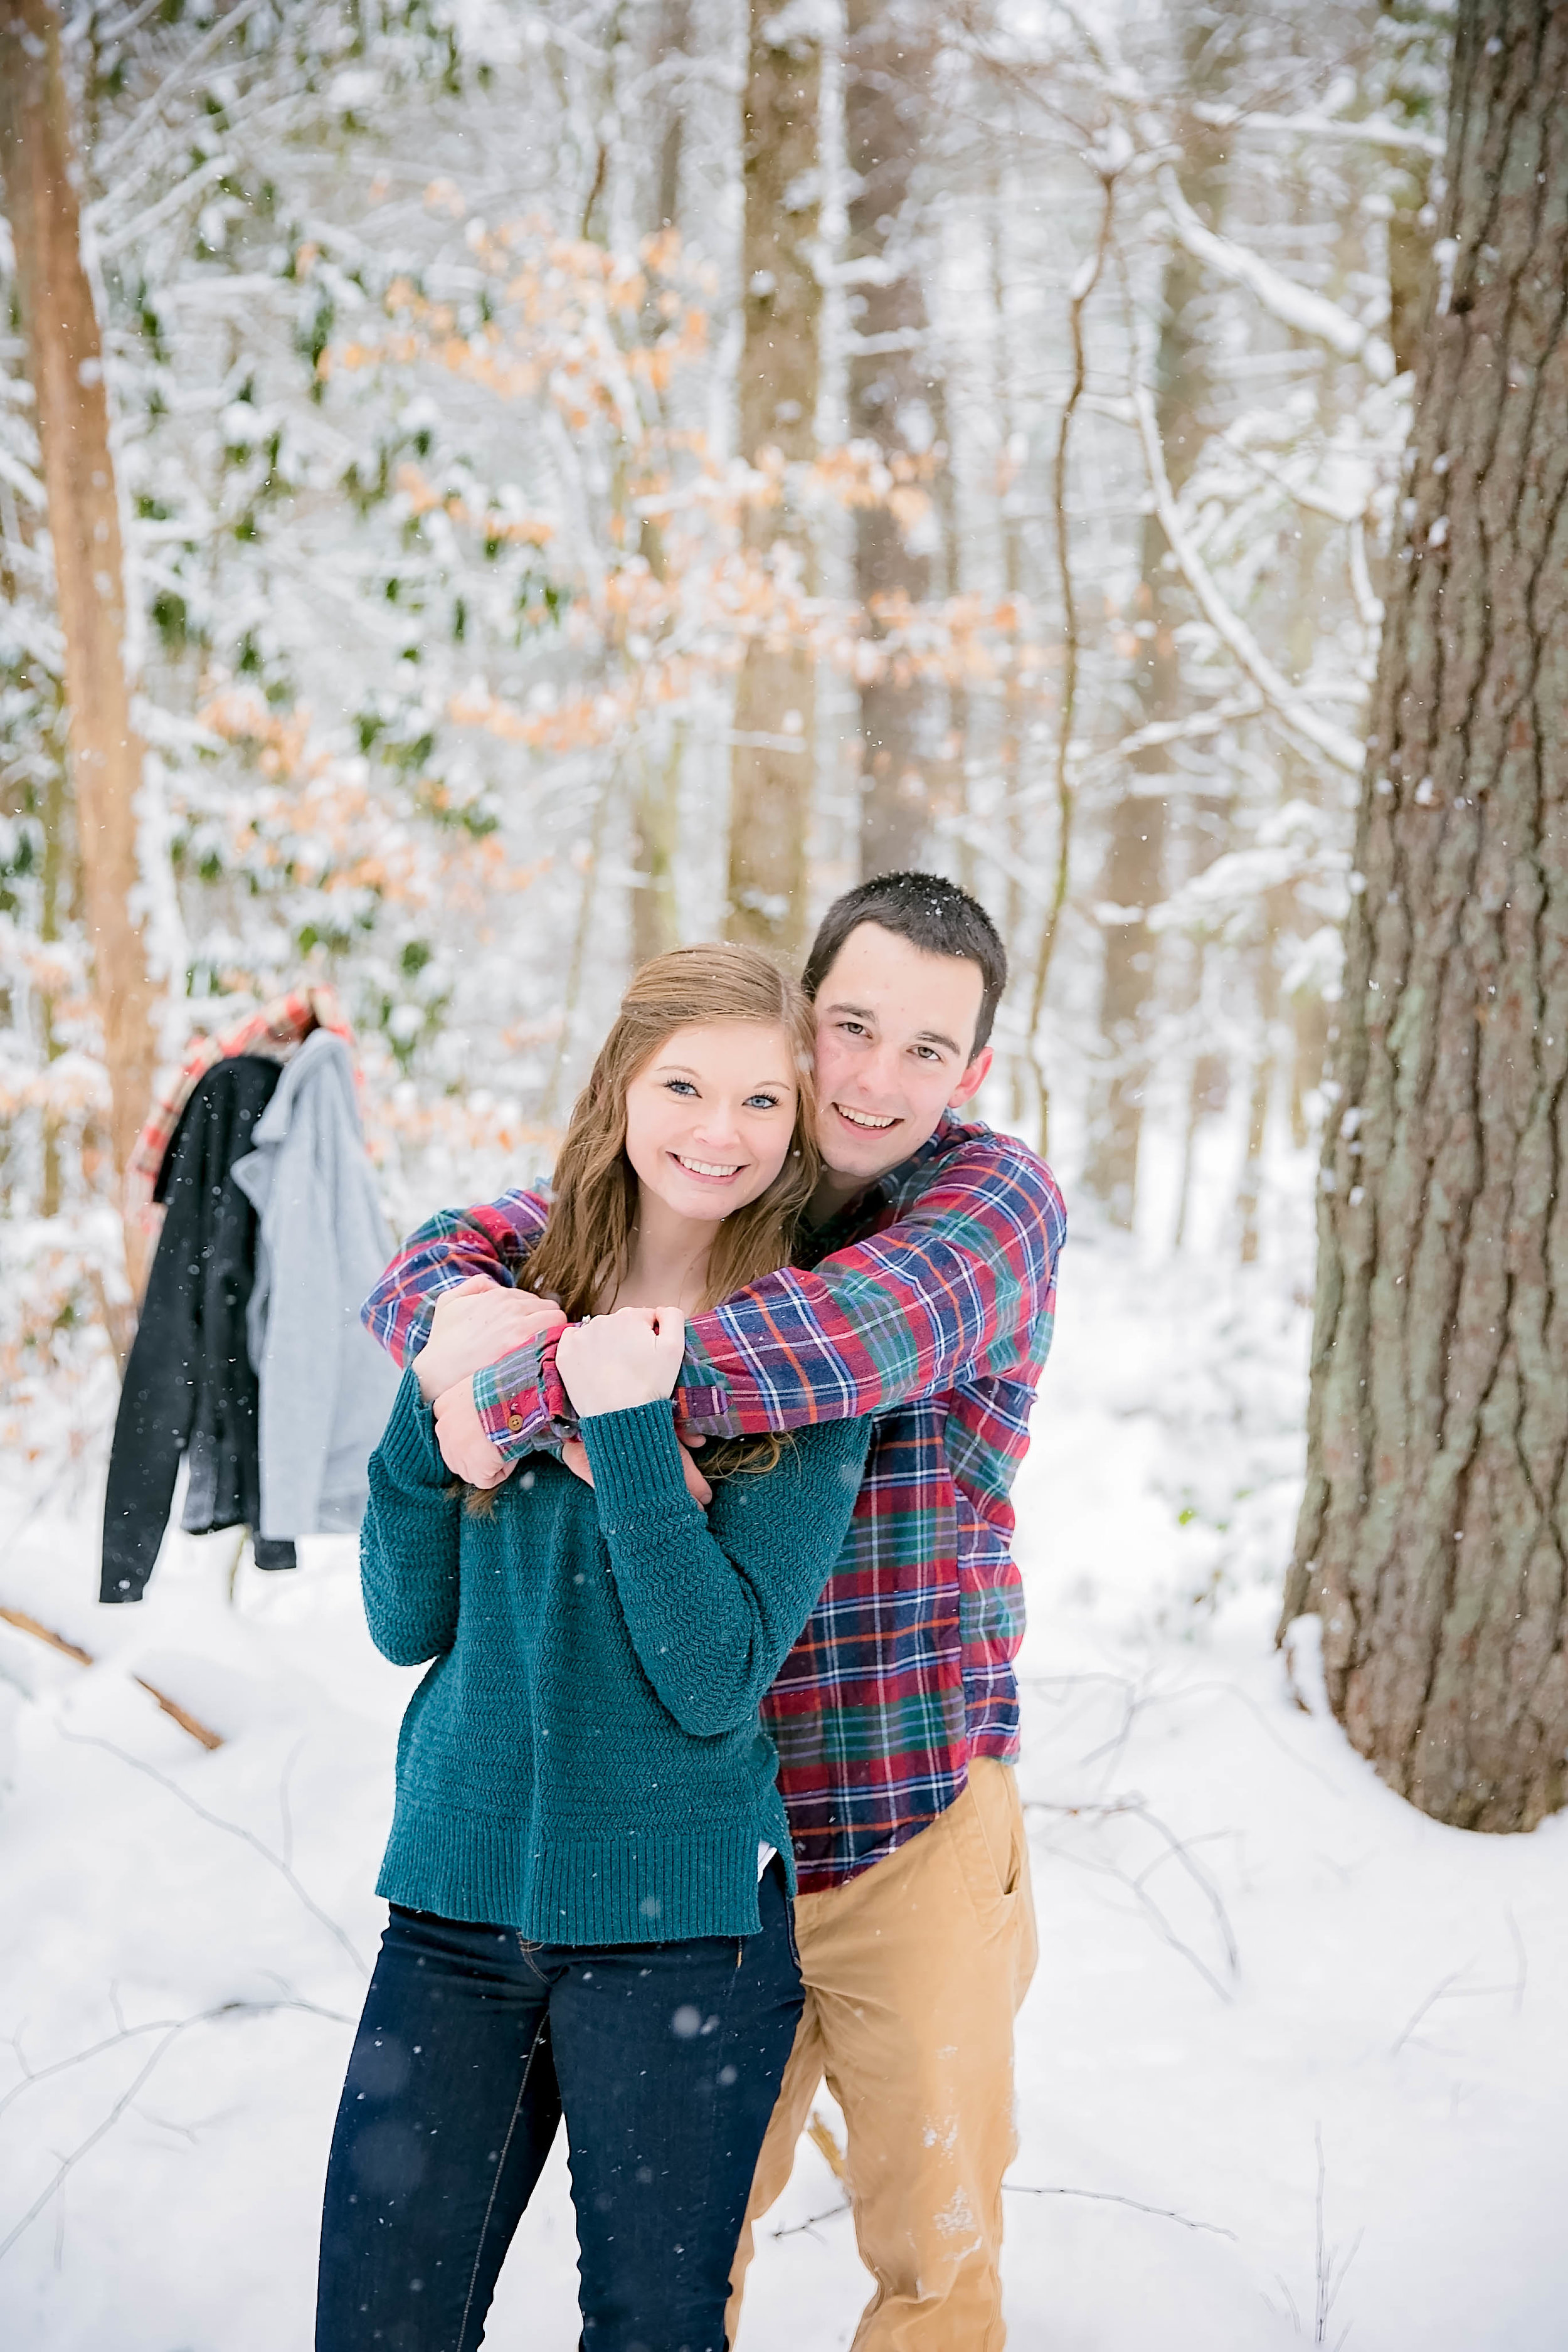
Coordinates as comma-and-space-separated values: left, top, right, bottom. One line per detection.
315, 1862, 803, 2352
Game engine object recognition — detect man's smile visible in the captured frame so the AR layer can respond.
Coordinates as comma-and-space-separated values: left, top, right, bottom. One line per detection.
832, 1103, 899, 1131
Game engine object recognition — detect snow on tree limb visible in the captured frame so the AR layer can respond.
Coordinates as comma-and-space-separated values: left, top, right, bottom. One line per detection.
92, 0, 274, 177
1191, 103, 1444, 160
1155, 167, 1396, 384
1131, 383, 1365, 778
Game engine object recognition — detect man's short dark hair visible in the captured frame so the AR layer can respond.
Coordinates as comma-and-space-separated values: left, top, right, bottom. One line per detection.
802, 871, 1008, 1058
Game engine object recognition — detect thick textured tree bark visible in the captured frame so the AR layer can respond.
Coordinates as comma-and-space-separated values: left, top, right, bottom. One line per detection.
1082, 3, 1240, 1227
1284, 0, 1568, 1834
726, 0, 820, 961
0, 0, 157, 1216
845, 0, 936, 877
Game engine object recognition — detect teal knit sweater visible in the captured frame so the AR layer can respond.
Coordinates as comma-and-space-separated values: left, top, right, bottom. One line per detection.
362, 1370, 871, 1944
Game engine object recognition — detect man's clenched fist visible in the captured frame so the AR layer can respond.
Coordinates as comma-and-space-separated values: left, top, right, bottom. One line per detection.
413, 1274, 566, 1402
432, 1376, 509, 1488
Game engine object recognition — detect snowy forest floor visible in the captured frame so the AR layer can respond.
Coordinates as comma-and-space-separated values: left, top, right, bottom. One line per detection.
2, 1227, 1565, 2350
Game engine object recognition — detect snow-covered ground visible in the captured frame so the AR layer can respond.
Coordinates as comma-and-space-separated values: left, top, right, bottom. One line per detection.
3, 1227, 1565, 2349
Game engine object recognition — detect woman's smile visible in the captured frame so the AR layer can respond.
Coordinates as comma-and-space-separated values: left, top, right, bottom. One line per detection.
670, 1151, 746, 1182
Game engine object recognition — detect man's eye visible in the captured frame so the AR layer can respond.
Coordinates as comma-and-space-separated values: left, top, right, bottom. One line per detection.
840, 1020, 868, 1037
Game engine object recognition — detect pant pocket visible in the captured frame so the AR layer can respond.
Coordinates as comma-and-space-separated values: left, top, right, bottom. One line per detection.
955, 1764, 1025, 1912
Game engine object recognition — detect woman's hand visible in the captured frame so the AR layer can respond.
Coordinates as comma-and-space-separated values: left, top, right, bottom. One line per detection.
554, 1307, 686, 1417
414, 1274, 567, 1402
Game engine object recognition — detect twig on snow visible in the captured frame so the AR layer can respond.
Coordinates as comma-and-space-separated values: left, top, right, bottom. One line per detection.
0, 1606, 223, 1749
1313, 2125, 1361, 2346
770, 2199, 850, 2240
1004, 2181, 1237, 2240
0, 1995, 347, 2264
0, 1991, 349, 2127
806, 2107, 849, 2184
1389, 1951, 1527, 2057
55, 1725, 368, 1978
1026, 1794, 1240, 2001
1389, 1961, 1475, 2057
1095, 1673, 1345, 1795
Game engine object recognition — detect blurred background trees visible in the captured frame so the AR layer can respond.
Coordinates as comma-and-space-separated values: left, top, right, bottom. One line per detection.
0, 0, 1454, 1407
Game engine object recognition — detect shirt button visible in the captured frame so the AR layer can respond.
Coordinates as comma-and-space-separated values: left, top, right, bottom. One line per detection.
507, 1414, 524, 1431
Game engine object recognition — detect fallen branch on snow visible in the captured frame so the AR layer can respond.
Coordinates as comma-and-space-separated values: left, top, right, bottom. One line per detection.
1025, 1793, 1241, 2003
0, 1994, 349, 2264
1004, 2181, 1237, 2239
55, 1725, 369, 1978
0, 1606, 223, 1751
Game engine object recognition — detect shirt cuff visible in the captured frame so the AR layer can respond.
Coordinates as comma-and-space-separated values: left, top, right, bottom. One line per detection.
474, 1333, 576, 1455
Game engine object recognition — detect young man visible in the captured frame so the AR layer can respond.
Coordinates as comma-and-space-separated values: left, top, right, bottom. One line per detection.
362, 872, 1066, 2349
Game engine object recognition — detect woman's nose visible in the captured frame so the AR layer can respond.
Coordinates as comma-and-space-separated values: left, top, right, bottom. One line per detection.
691, 1104, 743, 1148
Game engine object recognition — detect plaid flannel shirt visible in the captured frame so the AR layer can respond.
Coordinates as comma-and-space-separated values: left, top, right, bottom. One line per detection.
362, 1113, 1065, 1890
129, 985, 354, 1212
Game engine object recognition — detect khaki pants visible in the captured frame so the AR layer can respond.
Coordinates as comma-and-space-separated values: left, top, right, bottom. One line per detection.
728, 1760, 1037, 2350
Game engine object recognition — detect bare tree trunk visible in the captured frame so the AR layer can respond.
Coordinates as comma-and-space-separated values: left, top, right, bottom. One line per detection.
0, 0, 157, 1245
1082, 2, 1239, 1228
39, 750, 68, 1217
629, 731, 682, 968
845, 0, 936, 876
726, 0, 821, 961
1283, 0, 1568, 1834
1237, 890, 1286, 1264
654, 0, 692, 234
627, 0, 693, 968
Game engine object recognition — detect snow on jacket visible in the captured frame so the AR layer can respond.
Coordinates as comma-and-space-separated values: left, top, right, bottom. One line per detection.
233, 1029, 400, 1540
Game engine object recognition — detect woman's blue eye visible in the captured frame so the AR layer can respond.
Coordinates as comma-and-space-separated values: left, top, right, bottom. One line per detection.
744, 1093, 782, 1110
664, 1078, 697, 1096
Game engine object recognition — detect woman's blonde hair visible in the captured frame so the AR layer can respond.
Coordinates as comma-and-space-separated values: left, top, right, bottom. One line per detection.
522, 943, 819, 1322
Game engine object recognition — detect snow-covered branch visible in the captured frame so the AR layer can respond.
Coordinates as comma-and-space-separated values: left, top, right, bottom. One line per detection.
92, 0, 273, 176
1130, 383, 1365, 778
1155, 166, 1396, 384
1192, 103, 1444, 160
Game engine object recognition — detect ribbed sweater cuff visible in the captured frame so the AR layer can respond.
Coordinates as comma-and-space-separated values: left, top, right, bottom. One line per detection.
580, 1400, 694, 1522
378, 1367, 447, 1488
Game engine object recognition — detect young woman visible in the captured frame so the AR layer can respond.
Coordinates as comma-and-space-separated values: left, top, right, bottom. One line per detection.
315, 945, 870, 2352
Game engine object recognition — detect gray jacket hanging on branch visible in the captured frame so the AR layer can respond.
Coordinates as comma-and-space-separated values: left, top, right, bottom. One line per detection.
102, 1059, 298, 1603
232, 1027, 400, 1542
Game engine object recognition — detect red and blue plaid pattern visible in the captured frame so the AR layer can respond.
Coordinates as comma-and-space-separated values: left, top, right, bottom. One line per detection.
361, 1114, 1065, 1889
129, 985, 354, 1210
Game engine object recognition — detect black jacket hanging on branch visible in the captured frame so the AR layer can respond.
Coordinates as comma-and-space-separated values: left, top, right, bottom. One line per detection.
101, 1059, 297, 1603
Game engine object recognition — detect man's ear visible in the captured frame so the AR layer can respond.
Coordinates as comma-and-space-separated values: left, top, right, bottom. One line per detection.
946, 1044, 993, 1109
